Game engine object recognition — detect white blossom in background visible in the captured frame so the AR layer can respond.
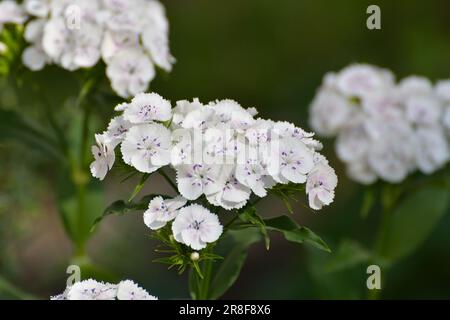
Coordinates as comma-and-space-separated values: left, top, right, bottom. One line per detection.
90, 92, 337, 249
51, 279, 157, 300
309, 64, 450, 184
2, 0, 174, 98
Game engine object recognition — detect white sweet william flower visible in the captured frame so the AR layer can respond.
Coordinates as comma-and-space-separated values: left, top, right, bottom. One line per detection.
0, 1, 27, 26
273, 121, 323, 151
397, 76, 433, 99
306, 163, 338, 210
90, 133, 116, 180
405, 94, 442, 126
235, 156, 274, 197
171, 98, 203, 127
414, 127, 450, 174
123, 92, 172, 124
116, 280, 158, 300
268, 137, 314, 184
175, 164, 224, 200
105, 115, 132, 144
335, 64, 394, 98
121, 123, 171, 173
207, 168, 251, 210
346, 159, 377, 185
67, 279, 117, 300
435, 80, 450, 102
309, 89, 353, 137
335, 120, 370, 163
51, 278, 157, 300
42, 18, 103, 71
172, 204, 223, 250
22, 46, 48, 71
101, 30, 139, 63
143, 196, 187, 230
106, 48, 155, 98
141, 0, 175, 71
24, 0, 50, 18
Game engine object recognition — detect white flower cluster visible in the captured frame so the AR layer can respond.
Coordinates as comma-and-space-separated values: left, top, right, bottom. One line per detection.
90, 92, 337, 248
309, 64, 450, 184
51, 279, 157, 300
0, 0, 174, 98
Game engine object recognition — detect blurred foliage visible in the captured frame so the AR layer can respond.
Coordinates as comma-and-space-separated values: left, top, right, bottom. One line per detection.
1, 0, 450, 299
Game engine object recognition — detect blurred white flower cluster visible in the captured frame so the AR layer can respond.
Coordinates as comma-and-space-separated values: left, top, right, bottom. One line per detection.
309, 64, 450, 184
90, 93, 337, 249
51, 279, 157, 300
0, 0, 174, 98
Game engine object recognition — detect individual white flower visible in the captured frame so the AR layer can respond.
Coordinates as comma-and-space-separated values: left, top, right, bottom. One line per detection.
67, 279, 117, 300
123, 92, 172, 124
171, 98, 203, 127
245, 118, 274, 146
366, 124, 416, 183
42, 18, 103, 71
51, 278, 157, 300
397, 76, 433, 99
347, 160, 377, 185
141, 2, 175, 71
362, 89, 403, 121
116, 280, 158, 300
101, 30, 139, 63
0, 1, 27, 26
24, 0, 51, 18
335, 64, 394, 98
22, 46, 47, 71
235, 156, 274, 197
309, 89, 353, 136
268, 137, 315, 184
414, 127, 450, 174
121, 123, 171, 173
273, 121, 323, 151
106, 48, 155, 98
435, 80, 450, 102
175, 164, 225, 200
405, 94, 442, 126
306, 163, 338, 210
143, 196, 187, 230
90, 133, 116, 180
172, 204, 223, 250
207, 168, 251, 210
335, 121, 370, 163
105, 115, 132, 143
181, 107, 217, 131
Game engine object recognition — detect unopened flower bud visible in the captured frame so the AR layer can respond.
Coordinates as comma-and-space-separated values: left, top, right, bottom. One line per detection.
190, 252, 200, 261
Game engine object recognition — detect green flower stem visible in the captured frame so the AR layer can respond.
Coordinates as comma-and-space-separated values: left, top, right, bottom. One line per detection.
196, 248, 214, 300
367, 185, 399, 300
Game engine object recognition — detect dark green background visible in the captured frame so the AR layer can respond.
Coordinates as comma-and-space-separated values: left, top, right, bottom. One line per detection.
1, 0, 450, 299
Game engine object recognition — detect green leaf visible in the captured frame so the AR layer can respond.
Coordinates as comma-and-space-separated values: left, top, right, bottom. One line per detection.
240, 207, 270, 250
209, 229, 261, 300
0, 109, 61, 159
380, 186, 449, 262
90, 194, 162, 232
324, 239, 371, 273
264, 215, 331, 253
